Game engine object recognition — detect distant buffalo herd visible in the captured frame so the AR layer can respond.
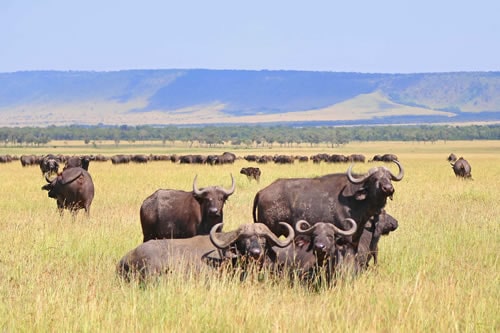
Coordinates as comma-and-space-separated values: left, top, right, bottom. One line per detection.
4, 150, 472, 286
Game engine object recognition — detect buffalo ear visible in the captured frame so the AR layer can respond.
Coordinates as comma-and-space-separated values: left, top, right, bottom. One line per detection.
354, 188, 367, 200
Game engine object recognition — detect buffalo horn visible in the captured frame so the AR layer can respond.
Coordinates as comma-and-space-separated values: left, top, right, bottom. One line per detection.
390, 160, 404, 181
209, 223, 241, 249
260, 222, 294, 248
334, 218, 357, 236
221, 174, 236, 196
192, 175, 206, 196
295, 220, 316, 235
346, 164, 370, 184
45, 173, 54, 183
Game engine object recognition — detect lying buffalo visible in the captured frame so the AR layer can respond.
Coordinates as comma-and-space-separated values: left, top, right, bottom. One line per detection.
253, 160, 404, 250
140, 175, 235, 241
451, 157, 472, 179
41, 167, 95, 216
117, 222, 294, 282
276, 219, 357, 283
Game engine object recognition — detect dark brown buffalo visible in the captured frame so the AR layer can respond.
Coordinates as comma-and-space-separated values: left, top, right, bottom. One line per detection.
240, 167, 261, 182
348, 154, 366, 163
447, 153, 458, 163
276, 219, 357, 283
117, 222, 294, 282
41, 167, 95, 216
451, 157, 472, 179
253, 160, 404, 248
64, 155, 90, 171
381, 154, 398, 162
132, 154, 149, 163
20, 154, 38, 167
39, 154, 60, 175
111, 154, 131, 164
140, 175, 236, 241
0, 155, 13, 163
355, 210, 399, 270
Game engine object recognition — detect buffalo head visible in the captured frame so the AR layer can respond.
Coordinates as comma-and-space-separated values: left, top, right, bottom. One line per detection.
193, 174, 235, 218
346, 160, 404, 202
209, 222, 294, 263
295, 219, 357, 264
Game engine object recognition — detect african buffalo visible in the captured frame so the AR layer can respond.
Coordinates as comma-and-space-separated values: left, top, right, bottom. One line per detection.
451, 157, 472, 179
355, 210, 399, 270
117, 222, 294, 282
111, 154, 131, 164
41, 167, 95, 216
20, 154, 38, 167
64, 155, 90, 171
253, 160, 404, 249
276, 219, 357, 283
240, 167, 261, 182
140, 175, 236, 241
39, 154, 60, 176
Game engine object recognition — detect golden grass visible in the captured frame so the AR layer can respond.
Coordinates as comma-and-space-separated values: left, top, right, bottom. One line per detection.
0, 140, 498, 332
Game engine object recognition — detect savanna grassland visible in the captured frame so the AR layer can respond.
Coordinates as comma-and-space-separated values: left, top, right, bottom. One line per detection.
0, 140, 498, 332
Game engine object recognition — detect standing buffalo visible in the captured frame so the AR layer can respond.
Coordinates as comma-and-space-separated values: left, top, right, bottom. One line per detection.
39, 154, 60, 176
253, 160, 404, 249
355, 210, 399, 270
41, 167, 95, 216
240, 167, 261, 182
140, 175, 236, 241
451, 157, 472, 179
117, 222, 294, 282
64, 155, 90, 171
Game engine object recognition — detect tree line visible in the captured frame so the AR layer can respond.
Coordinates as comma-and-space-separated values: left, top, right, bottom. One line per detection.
0, 124, 498, 147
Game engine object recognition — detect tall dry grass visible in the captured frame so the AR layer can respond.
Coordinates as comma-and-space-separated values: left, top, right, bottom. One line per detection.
0, 141, 498, 332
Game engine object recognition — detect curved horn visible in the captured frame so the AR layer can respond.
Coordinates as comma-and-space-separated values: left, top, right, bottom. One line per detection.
221, 174, 236, 196
330, 218, 358, 236
295, 220, 316, 235
346, 164, 370, 184
209, 223, 241, 249
192, 175, 205, 196
45, 173, 53, 183
390, 160, 404, 181
260, 222, 294, 248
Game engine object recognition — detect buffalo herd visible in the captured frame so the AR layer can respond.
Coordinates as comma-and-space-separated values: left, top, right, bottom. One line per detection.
6, 149, 472, 286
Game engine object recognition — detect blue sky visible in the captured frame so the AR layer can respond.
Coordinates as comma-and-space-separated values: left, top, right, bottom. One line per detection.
1, 0, 499, 73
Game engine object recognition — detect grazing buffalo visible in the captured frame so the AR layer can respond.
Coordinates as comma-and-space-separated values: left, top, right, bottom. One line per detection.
41, 167, 95, 216
355, 210, 399, 270
381, 154, 399, 162
39, 154, 60, 176
240, 167, 261, 182
253, 160, 404, 248
20, 154, 39, 167
111, 154, 131, 164
117, 222, 294, 282
132, 154, 149, 163
140, 175, 236, 241
451, 157, 472, 179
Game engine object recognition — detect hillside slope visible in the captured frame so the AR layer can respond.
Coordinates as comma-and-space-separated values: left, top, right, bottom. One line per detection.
0, 70, 498, 126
